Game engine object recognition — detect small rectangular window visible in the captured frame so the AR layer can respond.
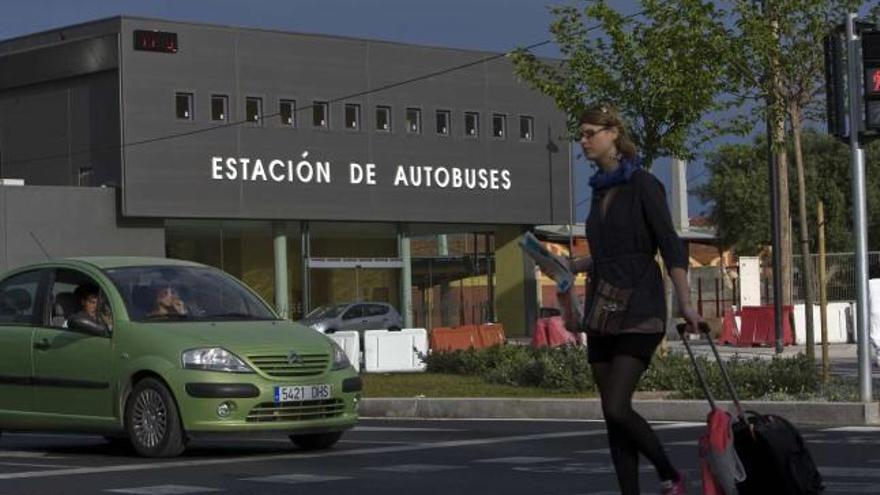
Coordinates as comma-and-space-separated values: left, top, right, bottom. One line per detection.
492, 114, 506, 139
78, 167, 94, 186
345, 103, 361, 130
465, 112, 479, 138
406, 108, 421, 134
175, 92, 193, 120
246, 97, 262, 125
376, 106, 391, 132
211, 95, 228, 122
279, 99, 296, 127
436, 110, 450, 136
519, 116, 534, 141
313, 101, 329, 128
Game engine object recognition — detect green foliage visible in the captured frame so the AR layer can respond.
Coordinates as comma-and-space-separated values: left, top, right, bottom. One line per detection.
423, 344, 844, 400
696, 132, 880, 254
509, 0, 731, 166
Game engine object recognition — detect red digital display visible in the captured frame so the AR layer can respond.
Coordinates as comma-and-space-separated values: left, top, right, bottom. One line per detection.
870, 67, 880, 95
133, 30, 178, 53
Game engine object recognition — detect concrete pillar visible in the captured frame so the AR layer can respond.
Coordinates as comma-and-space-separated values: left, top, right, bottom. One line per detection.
671, 158, 689, 233
494, 225, 535, 337
273, 222, 289, 319
399, 224, 413, 328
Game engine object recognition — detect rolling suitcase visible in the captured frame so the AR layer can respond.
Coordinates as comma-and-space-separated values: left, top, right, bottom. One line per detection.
678, 322, 824, 495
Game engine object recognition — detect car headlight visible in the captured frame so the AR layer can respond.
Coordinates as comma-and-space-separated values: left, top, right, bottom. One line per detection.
182, 347, 254, 373
330, 341, 351, 370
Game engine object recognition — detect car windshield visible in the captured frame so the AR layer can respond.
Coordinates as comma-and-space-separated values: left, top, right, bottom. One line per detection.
104, 265, 278, 322
304, 304, 349, 320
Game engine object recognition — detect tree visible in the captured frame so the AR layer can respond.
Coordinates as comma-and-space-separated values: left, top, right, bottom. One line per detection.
697, 132, 880, 255
509, 0, 731, 168
719, 0, 859, 357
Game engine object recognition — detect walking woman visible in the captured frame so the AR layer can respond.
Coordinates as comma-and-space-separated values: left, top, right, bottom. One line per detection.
565, 104, 700, 494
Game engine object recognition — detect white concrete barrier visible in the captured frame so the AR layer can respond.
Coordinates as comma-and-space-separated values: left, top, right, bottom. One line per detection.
793, 303, 853, 344
363, 328, 428, 373
326, 330, 361, 372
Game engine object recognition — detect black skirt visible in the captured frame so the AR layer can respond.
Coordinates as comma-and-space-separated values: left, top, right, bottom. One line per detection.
587, 332, 665, 367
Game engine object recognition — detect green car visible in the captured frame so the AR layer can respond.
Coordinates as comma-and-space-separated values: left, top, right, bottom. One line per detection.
0, 257, 360, 457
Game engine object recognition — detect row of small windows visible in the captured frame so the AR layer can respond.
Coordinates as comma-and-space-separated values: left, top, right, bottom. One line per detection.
175, 93, 535, 141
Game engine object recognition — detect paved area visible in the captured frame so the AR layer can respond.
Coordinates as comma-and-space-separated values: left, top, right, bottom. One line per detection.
2, 419, 880, 494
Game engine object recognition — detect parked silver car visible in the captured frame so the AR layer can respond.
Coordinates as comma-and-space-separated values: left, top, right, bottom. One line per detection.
299, 302, 403, 334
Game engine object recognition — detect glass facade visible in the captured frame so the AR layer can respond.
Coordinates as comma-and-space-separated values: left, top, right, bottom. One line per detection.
165, 221, 496, 327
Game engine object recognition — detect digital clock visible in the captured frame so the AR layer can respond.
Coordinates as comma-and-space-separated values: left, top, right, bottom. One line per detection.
133, 30, 178, 53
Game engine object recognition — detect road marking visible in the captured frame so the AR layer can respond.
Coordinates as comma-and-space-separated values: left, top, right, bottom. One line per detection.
352, 426, 463, 432
0, 422, 701, 481
0, 461, 82, 468
340, 440, 419, 445
475, 456, 567, 464
666, 440, 698, 447
242, 474, 350, 484
105, 486, 222, 494
823, 427, 880, 433
575, 448, 611, 455
513, 462, 655, 475
0, 451, 65, 459
824, 481, 880, 493
822, 467, 880, 477
366, 464, 464, 473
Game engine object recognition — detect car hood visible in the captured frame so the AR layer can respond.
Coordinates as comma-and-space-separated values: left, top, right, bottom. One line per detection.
151, 319, 332, 354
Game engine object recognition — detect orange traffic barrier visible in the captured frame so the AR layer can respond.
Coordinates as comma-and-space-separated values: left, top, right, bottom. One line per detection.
429, 326, 478, 352
718, 307, 740, 345
477, 323, 506, 347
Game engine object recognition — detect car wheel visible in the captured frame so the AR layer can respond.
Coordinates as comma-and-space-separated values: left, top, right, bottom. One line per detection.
125, 377, 186, 458
325, 328, 337, 334
388, 326, 401, 332
290, 431, 343, 451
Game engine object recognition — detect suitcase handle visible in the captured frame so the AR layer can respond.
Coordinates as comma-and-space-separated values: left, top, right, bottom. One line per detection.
677, 322, 745, 419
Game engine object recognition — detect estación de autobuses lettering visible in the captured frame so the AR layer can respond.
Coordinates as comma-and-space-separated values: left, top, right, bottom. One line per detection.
211, 153, 513, 191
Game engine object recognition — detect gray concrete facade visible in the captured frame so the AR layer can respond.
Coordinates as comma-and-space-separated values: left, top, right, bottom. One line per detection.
0, 185, 165, 272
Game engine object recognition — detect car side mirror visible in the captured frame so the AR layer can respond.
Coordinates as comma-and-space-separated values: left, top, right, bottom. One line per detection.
67, 315, 111, 337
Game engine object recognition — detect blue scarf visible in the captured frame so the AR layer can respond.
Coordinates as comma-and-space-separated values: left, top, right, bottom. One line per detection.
588, 155, 642, 192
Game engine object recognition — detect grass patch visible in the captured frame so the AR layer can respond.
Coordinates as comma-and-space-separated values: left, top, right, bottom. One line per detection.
362, 372, 597, 398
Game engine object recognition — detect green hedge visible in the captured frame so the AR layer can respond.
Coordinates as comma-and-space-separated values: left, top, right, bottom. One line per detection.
422, 345, 857, 401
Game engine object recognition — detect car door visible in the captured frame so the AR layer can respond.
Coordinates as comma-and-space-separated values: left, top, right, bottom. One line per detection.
339, 304, 366, 331
30, 268, 115, 419
365, 304, 391, 329
0, 269, 48, 416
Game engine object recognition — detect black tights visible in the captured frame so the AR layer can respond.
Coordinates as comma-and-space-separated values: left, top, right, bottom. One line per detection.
592, 354, 678, 495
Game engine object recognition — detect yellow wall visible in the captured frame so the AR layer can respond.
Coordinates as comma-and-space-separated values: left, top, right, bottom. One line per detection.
494, 225, 527, 336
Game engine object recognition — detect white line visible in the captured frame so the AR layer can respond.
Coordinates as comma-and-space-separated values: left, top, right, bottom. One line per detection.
823, 427, 880, 433
0, 422, 700, 481
352, 426, 463, 432
0, 461, 83, 468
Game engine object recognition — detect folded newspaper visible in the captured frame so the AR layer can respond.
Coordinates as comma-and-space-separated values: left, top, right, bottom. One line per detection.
519, 231, 574, 293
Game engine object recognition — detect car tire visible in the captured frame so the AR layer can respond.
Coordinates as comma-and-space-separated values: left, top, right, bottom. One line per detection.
388, 326, 401, 332
125, 377, 186, 458
325, 328, 337, 334
289, 431, 343, 451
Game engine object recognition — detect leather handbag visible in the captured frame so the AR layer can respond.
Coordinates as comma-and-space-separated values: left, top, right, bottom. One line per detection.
584, 277, 633, 335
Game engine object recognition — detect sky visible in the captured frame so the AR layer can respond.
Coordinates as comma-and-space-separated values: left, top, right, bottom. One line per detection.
4, 0, 868, 223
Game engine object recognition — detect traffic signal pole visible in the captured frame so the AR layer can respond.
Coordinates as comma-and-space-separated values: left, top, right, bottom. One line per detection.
846, 13, 872, 403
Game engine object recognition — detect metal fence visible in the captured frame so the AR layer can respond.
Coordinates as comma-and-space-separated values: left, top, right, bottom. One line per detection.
772, 251, 880, 304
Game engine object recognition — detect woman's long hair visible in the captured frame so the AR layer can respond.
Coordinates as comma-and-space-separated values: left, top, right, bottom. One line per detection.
578, 104, 638, 161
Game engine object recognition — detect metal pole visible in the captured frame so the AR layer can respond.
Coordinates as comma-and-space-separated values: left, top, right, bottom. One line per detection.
818, 201, 829, 383
846, 13, 872, 402
759, 0, 784, 355
399, 224, 413, 329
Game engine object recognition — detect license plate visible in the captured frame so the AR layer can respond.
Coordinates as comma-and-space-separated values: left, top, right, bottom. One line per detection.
274, 384, 332, 402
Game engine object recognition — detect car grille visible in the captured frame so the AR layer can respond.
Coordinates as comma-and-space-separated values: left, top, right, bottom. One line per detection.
247, 353, 330, 377
246, 398, 345, 423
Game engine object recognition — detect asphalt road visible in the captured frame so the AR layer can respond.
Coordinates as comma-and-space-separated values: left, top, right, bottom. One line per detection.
2, 419, 880, 494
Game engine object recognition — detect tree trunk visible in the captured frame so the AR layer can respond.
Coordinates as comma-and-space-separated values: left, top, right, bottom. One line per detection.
790, 101, 815, 361
773, 107, 793, 308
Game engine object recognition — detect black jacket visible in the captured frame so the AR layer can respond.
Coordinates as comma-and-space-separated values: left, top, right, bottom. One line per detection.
583, 169, 688, 333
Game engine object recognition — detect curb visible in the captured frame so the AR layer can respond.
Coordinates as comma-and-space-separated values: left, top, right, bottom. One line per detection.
360, 398, 880, 426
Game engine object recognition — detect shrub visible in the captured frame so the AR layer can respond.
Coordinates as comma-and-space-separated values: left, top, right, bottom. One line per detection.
423, 344, 843, 400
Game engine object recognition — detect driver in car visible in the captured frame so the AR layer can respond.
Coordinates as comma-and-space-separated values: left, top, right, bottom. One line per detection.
149, 284, 188, 316
70, 283, 113, 327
